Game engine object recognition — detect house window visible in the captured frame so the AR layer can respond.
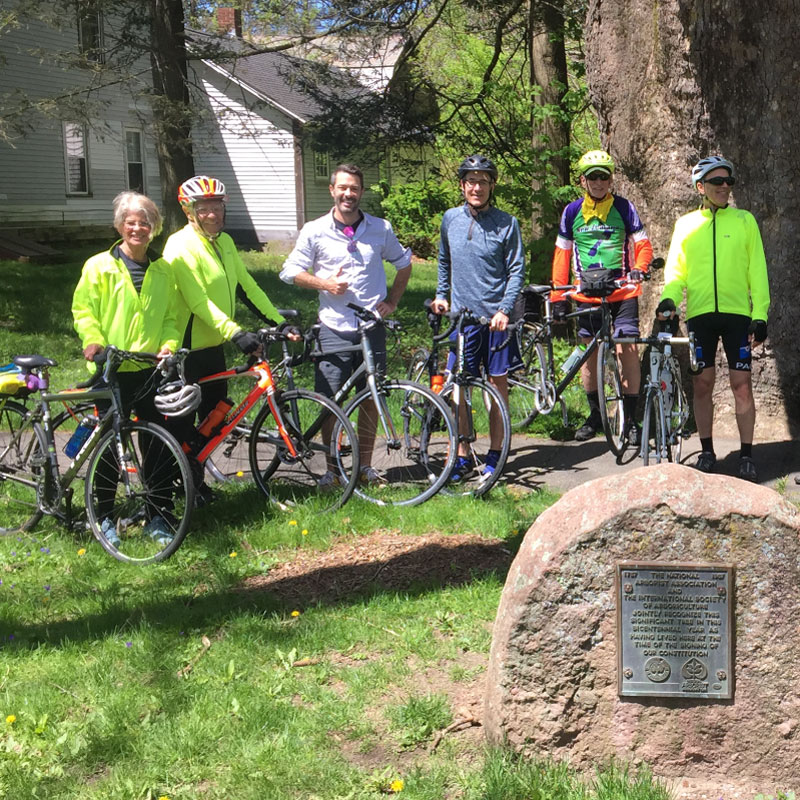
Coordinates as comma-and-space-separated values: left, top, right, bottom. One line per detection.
313, 152, 330, 182
64, 123, 89, 195
125, 130, 145, 193
78, 0, 104, 63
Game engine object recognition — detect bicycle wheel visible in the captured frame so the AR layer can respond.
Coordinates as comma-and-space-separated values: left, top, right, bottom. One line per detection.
0, 400, 45, 534
343, 380, 457, 507
666, 360, 689, 464
597, 340, 626, 456
205, 418, 252, 482
439, 377, 511, 497
85, 420, 194, 564
507, 326, 549, 429
406, 348, 431, 385
249, 389, 358, 512
641, 388, 669, 466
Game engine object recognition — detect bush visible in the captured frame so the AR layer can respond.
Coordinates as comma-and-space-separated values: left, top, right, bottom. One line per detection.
375, 179, 461, 259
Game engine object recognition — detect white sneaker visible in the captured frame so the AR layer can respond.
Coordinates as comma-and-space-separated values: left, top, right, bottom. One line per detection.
360, 465, 385, 485
318, 470, 341, 489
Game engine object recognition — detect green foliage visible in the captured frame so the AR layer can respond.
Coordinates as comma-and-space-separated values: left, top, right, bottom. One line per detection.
374, 178, 461, 259
388, 693, 452, 748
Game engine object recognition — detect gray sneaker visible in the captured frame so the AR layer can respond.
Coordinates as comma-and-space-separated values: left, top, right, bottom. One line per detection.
694, 451, 716, 473
99, 517, 121, 548
145, 515, 173, 546
574, 415, 601, 442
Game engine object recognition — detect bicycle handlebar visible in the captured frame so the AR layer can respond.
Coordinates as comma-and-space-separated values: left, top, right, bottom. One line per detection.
346, 302, 402, 332
75, 346, 161, 390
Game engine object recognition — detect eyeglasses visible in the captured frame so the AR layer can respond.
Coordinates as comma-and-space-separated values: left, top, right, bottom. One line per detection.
585, 172, 611, 181
703, 176, 736, 186
195, 201, 225, 216
343, 225, 357, 253
463, 178, 492, 188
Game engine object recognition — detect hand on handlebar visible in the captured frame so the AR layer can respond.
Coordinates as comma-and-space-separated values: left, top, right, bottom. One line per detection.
489, 310, 509, 332
430, 298, 449, 315
83, 343, 104, 361
629, 269, 646, 284
655, 298, 677, 321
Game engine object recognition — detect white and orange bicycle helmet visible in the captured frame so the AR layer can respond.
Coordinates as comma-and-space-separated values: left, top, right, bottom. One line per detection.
177, 176, 227, 207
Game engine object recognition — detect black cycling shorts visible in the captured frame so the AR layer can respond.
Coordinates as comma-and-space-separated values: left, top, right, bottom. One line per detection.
686, 312, 751, 373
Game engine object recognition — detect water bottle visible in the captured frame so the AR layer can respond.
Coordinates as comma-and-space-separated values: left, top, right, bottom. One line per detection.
561, 345, 585, 374
197, 398, 234, 438
64, 417, 96, 458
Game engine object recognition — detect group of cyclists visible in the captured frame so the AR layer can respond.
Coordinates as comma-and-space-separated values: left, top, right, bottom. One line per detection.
70, 145, 770, 531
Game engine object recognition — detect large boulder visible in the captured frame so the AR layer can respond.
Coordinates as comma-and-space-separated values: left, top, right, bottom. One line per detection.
485, 463, 800, 782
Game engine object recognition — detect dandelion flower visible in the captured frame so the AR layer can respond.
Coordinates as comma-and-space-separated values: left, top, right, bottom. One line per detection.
158, 796, 171, 800
77, 548, 86, 556
236, 470, 244, 478
291, 610, 300, 618
390, 778, 404, 792
289, 520, 298, 526
5, 715, 16, 725
301, 529, 308, 536
229, 551, 238, 558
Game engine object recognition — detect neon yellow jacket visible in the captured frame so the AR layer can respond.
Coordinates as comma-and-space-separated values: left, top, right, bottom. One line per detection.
662, 205, 770, 321
163, 225, 285, 349
72, 243, 180, 372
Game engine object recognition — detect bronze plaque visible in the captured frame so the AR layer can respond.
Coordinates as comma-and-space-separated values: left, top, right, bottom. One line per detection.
616, 561, 734, 699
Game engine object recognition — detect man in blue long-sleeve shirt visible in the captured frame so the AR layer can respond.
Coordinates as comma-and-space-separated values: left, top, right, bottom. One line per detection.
432, 154, 525, 482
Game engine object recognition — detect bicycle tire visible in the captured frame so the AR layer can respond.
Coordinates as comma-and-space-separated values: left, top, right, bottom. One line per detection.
597, 339, 626, 456
641, 388, 669, 466
205, 418, 253, 482
249, 388, 359, 512
85, 420, 194, 564
507, 326, 549, 428
343, 379, 457, 507
667, 359, 688, 464
439, 377, 511, 497
406, 348, 431, 385
0, 400, 45, 534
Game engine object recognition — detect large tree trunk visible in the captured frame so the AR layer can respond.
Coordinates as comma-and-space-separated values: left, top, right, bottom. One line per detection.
585, 0, 796, 437
149, 0, 194, 238
529, 1, 570, 246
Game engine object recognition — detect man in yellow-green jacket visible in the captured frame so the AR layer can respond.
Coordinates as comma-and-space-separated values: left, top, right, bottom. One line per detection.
163, 176, 286, 424
658, 156, 770, 482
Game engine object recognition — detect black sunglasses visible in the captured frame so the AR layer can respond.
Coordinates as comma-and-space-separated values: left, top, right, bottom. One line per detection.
585, 172, 611, 181
703, 175, 736, 186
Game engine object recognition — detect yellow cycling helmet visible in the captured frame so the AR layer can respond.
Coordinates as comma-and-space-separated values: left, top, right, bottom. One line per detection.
577, 150, 615, 177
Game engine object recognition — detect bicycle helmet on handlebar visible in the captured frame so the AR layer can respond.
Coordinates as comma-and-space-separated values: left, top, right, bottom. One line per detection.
177, 176, 227, 207
577, 150, 615, 177
154, 381, 202, 417
457, 155, 498, 181
691, 156, 735, 189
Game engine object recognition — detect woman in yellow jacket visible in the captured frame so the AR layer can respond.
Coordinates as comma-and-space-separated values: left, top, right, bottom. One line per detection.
72, 191, 183, 543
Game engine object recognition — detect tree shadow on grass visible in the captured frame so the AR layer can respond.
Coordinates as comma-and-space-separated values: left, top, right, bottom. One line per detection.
1, 533, 519, 649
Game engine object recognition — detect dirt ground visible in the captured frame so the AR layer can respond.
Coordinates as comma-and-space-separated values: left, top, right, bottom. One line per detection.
239, 531, 790, 799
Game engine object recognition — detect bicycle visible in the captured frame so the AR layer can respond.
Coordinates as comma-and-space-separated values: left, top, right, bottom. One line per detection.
0, 348, 195, 564
636, 317, 696, 465
171, 323, 360, 513
408, 302, 512, 497
282, 303, 458, 507
502, 270, 659, 456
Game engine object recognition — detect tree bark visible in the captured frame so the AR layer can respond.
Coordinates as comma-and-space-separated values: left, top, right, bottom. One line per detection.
149, 0, 194, 238
529, 0, 570, 244
585, 0, 798, 435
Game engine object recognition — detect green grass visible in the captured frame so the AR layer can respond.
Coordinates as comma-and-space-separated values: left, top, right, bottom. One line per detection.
0, 247, 664, 799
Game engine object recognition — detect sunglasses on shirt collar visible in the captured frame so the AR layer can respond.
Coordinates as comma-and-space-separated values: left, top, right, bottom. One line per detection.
702, 175, 736, 186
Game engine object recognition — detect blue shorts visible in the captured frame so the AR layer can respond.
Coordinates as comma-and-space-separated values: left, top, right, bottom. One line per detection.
687, 312, 751, 373
446, 324, 522, 378
577, 297, 640, 339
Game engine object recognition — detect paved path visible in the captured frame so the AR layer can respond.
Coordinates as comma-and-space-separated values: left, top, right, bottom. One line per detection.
504, 432, 800, 500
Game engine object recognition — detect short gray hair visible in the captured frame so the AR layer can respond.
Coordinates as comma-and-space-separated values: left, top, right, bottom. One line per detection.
112, 192, 163, 239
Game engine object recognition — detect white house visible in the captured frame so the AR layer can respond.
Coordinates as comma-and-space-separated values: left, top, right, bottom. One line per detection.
0, 2, 162, 241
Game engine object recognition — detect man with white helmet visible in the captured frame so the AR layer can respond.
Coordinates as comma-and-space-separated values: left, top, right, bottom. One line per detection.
164, 176, 287, 406
551, 149, 654, 445
164, 176, 289, 500
659, 156, 770, 481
